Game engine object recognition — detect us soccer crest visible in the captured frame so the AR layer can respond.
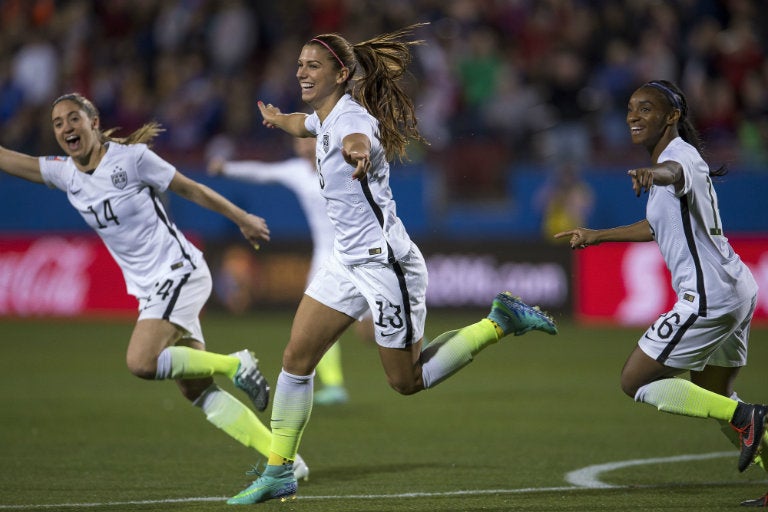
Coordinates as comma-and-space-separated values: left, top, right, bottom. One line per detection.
111, 166, 127, 189
322, 133, 330, 153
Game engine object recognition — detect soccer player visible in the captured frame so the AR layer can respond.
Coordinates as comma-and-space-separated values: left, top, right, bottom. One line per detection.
226, 23, 557, 505
555, 80, 767, 507
0, 92, 309, 481
209, 136, 377, 406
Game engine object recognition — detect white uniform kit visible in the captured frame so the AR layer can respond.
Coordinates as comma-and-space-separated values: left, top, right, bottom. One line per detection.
220, 157, 333, 281
302, 94, 426, 348
39, 142, 209, 341
638, 137, 758, 369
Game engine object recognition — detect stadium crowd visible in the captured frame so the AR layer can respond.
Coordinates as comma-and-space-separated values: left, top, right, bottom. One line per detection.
1, 0, 766, 177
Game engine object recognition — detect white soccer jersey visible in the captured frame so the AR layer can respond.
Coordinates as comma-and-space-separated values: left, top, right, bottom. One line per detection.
221, 157, 334, 280
39, 142, 202, 298
305, 94, 412, 265
647, 137, 757, 316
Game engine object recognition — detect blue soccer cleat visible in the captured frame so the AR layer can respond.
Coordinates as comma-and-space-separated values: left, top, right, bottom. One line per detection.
228, 462, 297, 505
487, 291, 557, 337
314, 385, 349, 406
230, 350, 270, 412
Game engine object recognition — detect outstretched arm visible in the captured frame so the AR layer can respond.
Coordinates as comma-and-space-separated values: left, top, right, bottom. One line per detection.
168, 171, 270, 248
628, 160, 684, 197
0, 146, 44, 183
554, 220, 654, 249
257, 101, 313, 138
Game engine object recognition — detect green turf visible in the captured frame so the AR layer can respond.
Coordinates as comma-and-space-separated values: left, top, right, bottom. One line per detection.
0, 311, 765, 511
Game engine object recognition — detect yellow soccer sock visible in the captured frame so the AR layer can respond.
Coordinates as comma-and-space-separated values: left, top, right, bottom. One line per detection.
634, 378, 738, 420
268, 453, 292, 465
420, 319, 499, 389
459, 319, 502, 353
194, 384, 272, 456
316, 342, 344, 387
270, 370, 313, 461
157, 346, 239, 380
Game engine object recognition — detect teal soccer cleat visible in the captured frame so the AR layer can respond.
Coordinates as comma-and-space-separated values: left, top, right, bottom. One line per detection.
488, 292, 557, 337
314, 385, 349, 406
230, 350, 270, 412
228, 463, 297, 505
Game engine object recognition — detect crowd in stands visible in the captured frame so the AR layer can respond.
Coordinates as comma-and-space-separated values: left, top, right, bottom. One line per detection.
1, 0, 766, 183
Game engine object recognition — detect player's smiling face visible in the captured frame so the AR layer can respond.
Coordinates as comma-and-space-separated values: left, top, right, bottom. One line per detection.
296, 44, 346, 109
626, 87, 673, 152
51, 100, 100, 164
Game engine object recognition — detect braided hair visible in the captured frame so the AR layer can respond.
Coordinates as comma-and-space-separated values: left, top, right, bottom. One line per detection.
642, 80, 727, 177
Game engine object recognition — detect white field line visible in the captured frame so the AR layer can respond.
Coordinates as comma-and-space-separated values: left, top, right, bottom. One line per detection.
0, 451, 745, 510
564, 451, 735, 488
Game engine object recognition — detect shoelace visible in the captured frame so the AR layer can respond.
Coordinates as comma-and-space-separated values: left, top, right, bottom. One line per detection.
730, 423, 749, 447
245, 460, 266, 478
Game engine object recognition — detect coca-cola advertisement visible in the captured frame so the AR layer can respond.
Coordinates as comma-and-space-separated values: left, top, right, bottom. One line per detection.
0, 236, 136, 317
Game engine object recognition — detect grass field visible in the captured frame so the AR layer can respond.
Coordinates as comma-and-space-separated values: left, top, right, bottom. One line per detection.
0, 310, 766, 511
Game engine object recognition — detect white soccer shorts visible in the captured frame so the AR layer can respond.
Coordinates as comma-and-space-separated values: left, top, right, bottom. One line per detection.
306, 244, 427, 349
137, 260, 212, 344
637, 293, 755, 371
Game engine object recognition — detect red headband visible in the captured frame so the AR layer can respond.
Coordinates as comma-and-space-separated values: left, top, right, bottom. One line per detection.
310, 38, 346, 69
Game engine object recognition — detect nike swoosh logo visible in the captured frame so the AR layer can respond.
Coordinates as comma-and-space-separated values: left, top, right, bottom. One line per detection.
380, 331, 397, 337
744, 410, 755, 447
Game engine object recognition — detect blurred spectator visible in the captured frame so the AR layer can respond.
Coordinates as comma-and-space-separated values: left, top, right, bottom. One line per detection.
535, 162, 594, 241
0, 0, 766, 176
537, 47, 597, 167
591, 38, 638, 153
696, 77, 738, 144
11, 32, 58, 106
207, 0, 257, 75
0, 56, 24, 124
737, 69, 768, 168
454, 26, 505, 135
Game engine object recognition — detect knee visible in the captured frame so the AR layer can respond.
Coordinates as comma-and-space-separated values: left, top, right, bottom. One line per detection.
282, 345, 318, 376
619, 373, 640, 399
620, 382, 637, 399
125, 352, 158, 380
387, 377, 422, 396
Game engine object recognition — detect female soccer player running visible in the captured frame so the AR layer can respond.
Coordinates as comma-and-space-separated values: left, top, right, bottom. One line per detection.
0, 92, 309, 480
209, 136, 378, 406
226, 23, 557, 505
555, 80, 767, 507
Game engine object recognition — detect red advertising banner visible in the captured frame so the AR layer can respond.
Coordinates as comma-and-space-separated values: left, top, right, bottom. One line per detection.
0, 236, 136, 317
575, 238, 768, 325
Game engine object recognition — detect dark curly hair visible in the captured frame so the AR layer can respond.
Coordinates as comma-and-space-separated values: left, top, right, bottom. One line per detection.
642, 80, 727, 177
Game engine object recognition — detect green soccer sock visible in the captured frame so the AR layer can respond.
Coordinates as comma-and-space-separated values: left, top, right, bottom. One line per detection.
420, 319, 499, 389
316, 342, 344, 388
193, 384, 272, 456
155, 346, 239, 380
634, 378, 738, 420
269, 370, 314, 461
